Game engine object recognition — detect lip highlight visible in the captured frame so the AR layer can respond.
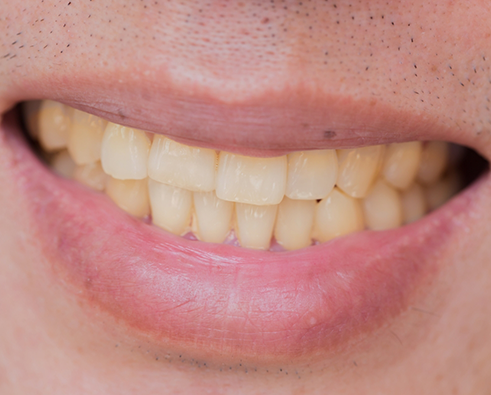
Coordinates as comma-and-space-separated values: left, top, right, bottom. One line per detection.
2, 108, 485, 366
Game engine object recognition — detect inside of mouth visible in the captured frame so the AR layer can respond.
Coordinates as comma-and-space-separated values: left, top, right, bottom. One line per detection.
20, 100, 487, 251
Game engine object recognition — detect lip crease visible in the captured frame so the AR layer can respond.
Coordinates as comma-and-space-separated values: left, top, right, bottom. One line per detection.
1, 107, 487, 366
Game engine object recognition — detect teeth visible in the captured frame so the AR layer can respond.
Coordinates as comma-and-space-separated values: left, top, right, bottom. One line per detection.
216, 152, 287, 205
362, 179, 403, 230
425, 171, 460, 210
105, 177, 150, 218
22, 101, 42, 139
193, 191, 234, 243
401, 183, 427, 224
336, 145, 385, 198
417, 142, 449, 185
73, 162, 108, 191
148, 179, 193, 236
101, 123, 151, 180
274, 197, 315, 250
313, 187, 365, 242
50, 150, 76, 178
285, 150, 338, 200
67, 110, 107, 165
235, 203, 278, 250
38, 100, 72, 151
382, 142, 422, 190
148, 135, 217, 192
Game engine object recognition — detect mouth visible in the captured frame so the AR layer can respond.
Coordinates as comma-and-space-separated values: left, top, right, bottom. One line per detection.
1, 92, 488, 368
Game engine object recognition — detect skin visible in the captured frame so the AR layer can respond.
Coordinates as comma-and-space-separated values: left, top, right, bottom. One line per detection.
1, 0, 491, 393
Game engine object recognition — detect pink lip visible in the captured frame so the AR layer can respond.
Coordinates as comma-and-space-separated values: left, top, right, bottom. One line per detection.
2, 109, 486, 366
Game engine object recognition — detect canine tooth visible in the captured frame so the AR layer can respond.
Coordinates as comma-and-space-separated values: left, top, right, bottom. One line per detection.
101, 123, 151, 180
274, 197, 315, 250
193, 191, 234, 243
68, 110, 107, 165
50, 150, 76, 178
235, 203, 278, 250
383, 142, 422, 190
38, 100, 71, 151
363, 179, 403, 230
313, 187, 365, 242
336, 145, 385, 198
22, 101, 42, 139
106, 178, 150, 218
73, 162, 108, 191
148, 136, 217, 192
401, 183, 426, 223
148, 179, 193, 236
286, 150, 338, 200
417, 142, 449, 185
425, 172, 460, 210
216, 152, 287, 205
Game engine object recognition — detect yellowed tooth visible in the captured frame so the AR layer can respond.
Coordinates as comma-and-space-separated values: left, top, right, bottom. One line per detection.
193, 191, 234, 243
22, 101, 42, 139
216, 152, 287, 205
313, 187, 365, 242
148, 179, 193, 236
148, 135, 217, 192
235, 203, 278, 250
101, 123, 151, 180
401, 183, 427, 224
67, 109, 107, 165
383, 142, 422, 190
336, 145, 385, 198
362, 179, 403, 230
50, 149, 76, 178
417, 141, 449, 185
285, 150, 338, 200
274, 197, 315, 250
73, 162, 108, 191
425, 171, 461, 210
38, 100, 72, 151
105, 177, 150, 218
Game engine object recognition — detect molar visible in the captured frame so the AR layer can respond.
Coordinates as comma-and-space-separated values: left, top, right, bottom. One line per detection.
38, 100, 72, 152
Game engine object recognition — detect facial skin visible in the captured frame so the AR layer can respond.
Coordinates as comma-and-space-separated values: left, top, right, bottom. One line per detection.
1, 1, 491, 394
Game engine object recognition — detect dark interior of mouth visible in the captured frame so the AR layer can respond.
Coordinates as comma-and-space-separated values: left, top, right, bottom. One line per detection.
14, 101, 489, 251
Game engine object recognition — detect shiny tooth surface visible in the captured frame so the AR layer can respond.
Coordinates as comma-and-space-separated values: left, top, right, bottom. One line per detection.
50, 150, 76, 178
336, 145, 385, 198
148, 179, 193, 236
38, 100, 71, 151
148, 135, 217, 192
425, 172, 460, 210
73, 162, 108, 191
417, 141, 449, 185
401, 183, 427, 224
22, 101, 42, 139
68, 109, 107, 165
383, 142, 422, 190
363, 179, 403, 230
216, 152, 287, 205
313, 187, 365, 243
235, 203, 278, 250
286, 150, 338, 200
101, 123, 151, 180
105, 177, 150, 218
274, 197, 315, 250
193, 191, 234, 243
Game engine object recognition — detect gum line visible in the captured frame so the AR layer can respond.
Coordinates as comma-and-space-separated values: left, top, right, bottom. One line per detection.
23, 100, 461, 251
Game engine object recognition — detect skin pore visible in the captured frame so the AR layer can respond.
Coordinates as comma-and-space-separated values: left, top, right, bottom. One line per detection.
1, 0, 491, 394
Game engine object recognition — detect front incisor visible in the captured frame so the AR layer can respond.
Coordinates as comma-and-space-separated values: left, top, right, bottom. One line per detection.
193, 191, 234, 243
101, 123, 151, 180
336, 145, 385, 198
235, 203, 278, 250
363, 179, 403, 230
274, 197, 315, 250
216, 153, 287, 205
286, 150, 338, 200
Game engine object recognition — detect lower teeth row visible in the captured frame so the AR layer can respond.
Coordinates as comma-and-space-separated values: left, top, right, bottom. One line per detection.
23, 100, 461, 251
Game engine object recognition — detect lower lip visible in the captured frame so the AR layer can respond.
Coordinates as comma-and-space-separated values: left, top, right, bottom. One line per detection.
2, 110, 485, 365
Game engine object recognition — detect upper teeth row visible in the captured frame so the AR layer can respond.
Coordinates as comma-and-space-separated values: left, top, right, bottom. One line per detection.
24, 100, 458, 250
